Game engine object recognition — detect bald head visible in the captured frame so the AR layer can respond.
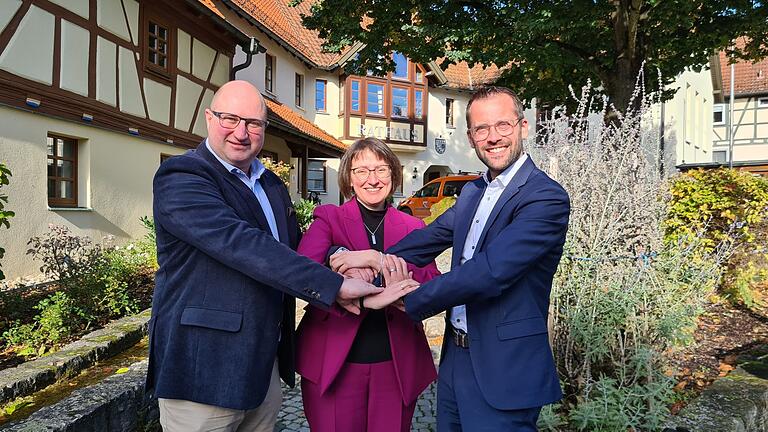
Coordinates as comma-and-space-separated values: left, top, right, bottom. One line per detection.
205, 80, 269, 173
211, 80, 267, 116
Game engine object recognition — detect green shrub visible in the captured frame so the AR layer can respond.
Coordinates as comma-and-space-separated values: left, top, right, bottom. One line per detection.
0, 162, 14, 280
261, 157, 291, 187
294, 199, 317, 233
2, 292, 77, 356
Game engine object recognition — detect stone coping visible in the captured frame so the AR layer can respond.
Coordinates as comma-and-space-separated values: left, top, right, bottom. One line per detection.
0, 309, 151, 405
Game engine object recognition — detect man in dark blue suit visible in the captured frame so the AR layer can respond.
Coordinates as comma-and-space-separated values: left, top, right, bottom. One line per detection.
388, 87, 570, 430
148, 80, 381, 432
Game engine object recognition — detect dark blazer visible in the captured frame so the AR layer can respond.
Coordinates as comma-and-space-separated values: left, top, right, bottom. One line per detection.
388, 156, 569, 410
295, 199, 439, 405
148, 142, 344, 410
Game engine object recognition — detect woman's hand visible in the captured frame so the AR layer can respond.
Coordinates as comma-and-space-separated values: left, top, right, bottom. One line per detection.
381, 254, 411, 286
330, 250, 380, 273
363, 279, 420, 310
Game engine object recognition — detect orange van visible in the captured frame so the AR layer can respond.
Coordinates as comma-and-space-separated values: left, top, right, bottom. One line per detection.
397, 174, 480, 219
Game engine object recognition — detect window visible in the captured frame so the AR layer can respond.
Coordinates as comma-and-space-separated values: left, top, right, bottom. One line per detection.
47, 135, 78, 207
415, 65, 424, 83
315, 79, 327, 112
713, 104, 725, 125
415, 182, 439, 198
147, 20, 169, 70
393, 52, 408, 79
415, 89, 423, 119
295, 73, 304, 107
446, 98, 455, 127
391, 86, 409, 118
713, 151, 727, 163
350, 80, 360, 112
367, 83, 384, 115
307, 159, 326, 192
442, 180, 469, 197
265, 54, 274, 93
759, 97, 768, 107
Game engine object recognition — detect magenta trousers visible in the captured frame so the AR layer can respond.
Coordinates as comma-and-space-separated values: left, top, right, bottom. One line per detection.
301, 360, 417, 432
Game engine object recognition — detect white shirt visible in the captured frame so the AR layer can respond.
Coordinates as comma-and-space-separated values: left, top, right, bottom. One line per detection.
205, 140, 280, 241
450, 153, 528, 333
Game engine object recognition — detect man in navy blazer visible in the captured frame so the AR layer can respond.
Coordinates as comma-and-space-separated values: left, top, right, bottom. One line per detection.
148, 80, 380, 432
388, 87, 570, 430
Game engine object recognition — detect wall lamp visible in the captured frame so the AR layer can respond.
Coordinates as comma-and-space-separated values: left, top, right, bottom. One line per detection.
412, 167, 419, 179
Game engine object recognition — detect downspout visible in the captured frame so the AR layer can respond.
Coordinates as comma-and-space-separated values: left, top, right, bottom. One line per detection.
231, 37, 266, 80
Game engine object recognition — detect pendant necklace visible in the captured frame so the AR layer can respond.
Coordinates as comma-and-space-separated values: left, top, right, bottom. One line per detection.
363, 217, 385, 245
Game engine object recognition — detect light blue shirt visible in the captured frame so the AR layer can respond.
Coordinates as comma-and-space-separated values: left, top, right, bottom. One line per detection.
450, 153, 529, 333
205, 140, 280, 242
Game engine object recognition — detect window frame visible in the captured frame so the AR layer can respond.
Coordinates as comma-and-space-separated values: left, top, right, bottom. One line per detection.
390, 84, 410, 119
366, 81, 385, 116
141, 12, 173, 81
392, 52, 409, 81
307, 159, 327, 193
759, 97, 768, 107
265, 54, 275, 94
315, 79, 327, 113
446, 98, 455, 127
295, 73, 304, 108
713, 104, 726, 125
47, 134, 78, 208
350, 79, 361, 114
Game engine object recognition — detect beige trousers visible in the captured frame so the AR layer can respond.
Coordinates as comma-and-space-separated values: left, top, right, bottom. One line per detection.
159, 360, 282, 432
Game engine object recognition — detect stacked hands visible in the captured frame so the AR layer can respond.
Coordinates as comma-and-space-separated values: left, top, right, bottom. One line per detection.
333, 249, 420, 314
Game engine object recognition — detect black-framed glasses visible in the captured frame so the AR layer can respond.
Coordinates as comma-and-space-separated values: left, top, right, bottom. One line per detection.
351, 165, 391, 181
469, 118, 524, 141
211, 110, 269, 133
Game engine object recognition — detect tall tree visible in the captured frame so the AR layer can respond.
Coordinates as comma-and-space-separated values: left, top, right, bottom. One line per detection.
298, 0, 767, 112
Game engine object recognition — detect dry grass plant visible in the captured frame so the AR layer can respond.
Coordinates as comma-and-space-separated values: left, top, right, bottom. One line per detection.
529, 72, 728, 430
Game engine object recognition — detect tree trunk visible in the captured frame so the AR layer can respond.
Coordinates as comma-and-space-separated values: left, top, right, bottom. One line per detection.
609, 0, 645, 119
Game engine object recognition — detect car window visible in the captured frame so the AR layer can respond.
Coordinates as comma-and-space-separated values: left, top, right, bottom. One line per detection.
415, 182, 440, 198
442, 180, 468, 197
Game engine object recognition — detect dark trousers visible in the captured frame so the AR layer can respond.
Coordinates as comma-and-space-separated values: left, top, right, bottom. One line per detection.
437, 341, 541, 431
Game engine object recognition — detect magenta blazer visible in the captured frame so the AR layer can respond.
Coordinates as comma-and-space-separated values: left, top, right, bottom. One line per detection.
295, 199, 440, 405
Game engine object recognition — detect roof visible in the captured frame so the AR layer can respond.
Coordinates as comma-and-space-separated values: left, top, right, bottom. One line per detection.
441, 61, 503, 90
217, 0, 499, 88
719, 51, 768, 97
197, 0, 225, 18
265, 98, 347, 154
221, 0, 346, 68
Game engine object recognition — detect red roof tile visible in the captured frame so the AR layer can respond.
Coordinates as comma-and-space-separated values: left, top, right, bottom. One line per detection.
197, 0, 225, 18
227, 0, 346, 68
265, 98, 347, 153
441, 61, 502, 90
719, 50, 768, 96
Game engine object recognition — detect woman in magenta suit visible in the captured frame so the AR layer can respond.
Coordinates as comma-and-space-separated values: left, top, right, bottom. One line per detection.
296, 137, 440, 432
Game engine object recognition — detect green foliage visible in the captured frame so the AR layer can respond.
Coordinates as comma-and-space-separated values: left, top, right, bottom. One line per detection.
2, 223, 156, 357
423, 197, 456, 225
261, 157, 291, 187
665, 168, 768, 306
298, 0, 767, 112
294, 199, 317, 233
665, 168, 768, 252
0, 162, 14, 280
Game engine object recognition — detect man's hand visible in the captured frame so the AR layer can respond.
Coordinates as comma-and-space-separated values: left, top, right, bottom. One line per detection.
330, 249, 380, 273
363, 279, 420, 310
342, 267, 376, 283
337, 277, 383, 314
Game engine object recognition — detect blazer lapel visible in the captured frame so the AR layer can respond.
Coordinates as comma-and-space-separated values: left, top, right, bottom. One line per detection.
452, 178, 485, 269
475, 157, 536, 249
197, 142, 271, 232
341, 199, 373, 251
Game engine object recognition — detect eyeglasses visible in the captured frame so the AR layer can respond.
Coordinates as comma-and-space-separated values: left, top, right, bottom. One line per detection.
469, 118, 524, 141
351, 165, 391, 181
211, 111, 269, 133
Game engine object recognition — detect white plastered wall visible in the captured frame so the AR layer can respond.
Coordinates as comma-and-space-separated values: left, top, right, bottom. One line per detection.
0, 106, 186, 279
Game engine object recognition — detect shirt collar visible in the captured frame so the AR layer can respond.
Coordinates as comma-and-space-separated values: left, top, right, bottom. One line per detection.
483, 153, 528, 187
205, 139, 266, 180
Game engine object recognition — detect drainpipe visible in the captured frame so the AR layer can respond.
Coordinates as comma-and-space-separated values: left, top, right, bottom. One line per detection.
231, 37, 266, 80
728, 61, 735, 169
